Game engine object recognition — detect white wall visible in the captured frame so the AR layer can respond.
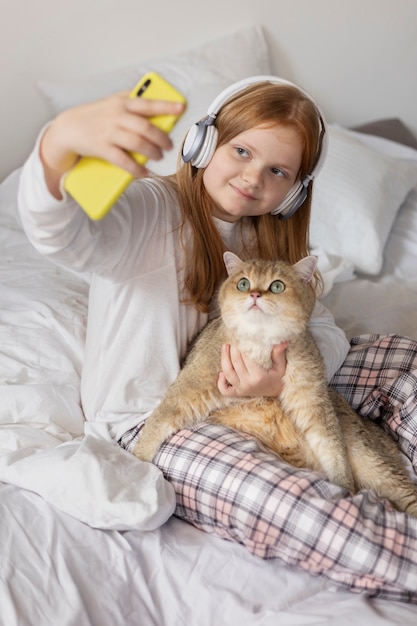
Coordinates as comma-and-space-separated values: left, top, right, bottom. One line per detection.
1, 0, 416, 181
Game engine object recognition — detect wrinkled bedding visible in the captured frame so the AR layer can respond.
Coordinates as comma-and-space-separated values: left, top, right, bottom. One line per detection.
2, 157, 417, 623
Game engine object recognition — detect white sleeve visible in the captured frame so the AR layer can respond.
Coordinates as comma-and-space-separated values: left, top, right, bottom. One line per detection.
17, 131, 129, 274
308, 299, 350, 381
17, 130, 170, 279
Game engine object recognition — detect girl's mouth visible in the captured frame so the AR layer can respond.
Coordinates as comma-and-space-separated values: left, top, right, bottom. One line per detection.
230, 184, 256, 201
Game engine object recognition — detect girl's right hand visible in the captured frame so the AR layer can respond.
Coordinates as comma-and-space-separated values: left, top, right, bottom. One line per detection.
217, 342, 288, 398
40, 92, 185, 198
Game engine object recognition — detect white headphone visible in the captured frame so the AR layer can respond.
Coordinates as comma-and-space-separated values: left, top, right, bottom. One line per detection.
182, 75, 328, 220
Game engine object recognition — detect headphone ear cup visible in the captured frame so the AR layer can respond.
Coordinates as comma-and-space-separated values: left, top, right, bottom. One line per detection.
182, 119, 218, 168
271, 181, 310, 220
191, 126, 218, 168
271, 182, 302, 216
279, 185, 308, 220
182, 120, 207, 164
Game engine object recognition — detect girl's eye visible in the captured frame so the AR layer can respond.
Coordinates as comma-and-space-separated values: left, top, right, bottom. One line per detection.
269, 280, 285, 294
235, 147, 249, 158
237, 278, 251, 292
271, 167, 286, 178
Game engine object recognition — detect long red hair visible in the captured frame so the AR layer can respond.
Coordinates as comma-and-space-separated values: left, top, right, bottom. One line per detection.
167, 82, 323, 312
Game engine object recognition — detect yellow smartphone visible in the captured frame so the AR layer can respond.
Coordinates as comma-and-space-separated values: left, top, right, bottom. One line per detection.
63, 72, 186, 220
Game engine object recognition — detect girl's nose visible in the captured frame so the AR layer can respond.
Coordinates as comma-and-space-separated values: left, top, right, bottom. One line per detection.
242, 163, 263, 186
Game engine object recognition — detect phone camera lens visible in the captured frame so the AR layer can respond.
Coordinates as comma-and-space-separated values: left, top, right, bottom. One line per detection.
136, 79, 151, 97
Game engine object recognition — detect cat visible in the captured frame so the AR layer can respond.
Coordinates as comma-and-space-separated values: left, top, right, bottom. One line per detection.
134, 252, 417, 517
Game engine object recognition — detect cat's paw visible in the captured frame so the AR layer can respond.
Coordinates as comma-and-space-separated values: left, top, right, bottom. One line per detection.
133, 420, 176, 463
404, 499, 417, 519
133, 438, 160, 463
332, 469, 355, 494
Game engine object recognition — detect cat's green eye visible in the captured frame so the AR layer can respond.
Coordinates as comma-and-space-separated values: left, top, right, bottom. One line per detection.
269, 280, 285, 294
237, 278, 251, 292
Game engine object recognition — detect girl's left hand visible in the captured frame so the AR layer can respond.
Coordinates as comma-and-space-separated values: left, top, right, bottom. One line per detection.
217, 342, 288, 398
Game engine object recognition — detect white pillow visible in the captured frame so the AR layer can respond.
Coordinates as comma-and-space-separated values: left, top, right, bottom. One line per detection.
310, 125, 417, 274
37, 25, 271, 176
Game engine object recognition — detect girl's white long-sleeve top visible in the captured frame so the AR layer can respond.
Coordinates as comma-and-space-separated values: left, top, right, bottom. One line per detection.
18, 144, 350, 442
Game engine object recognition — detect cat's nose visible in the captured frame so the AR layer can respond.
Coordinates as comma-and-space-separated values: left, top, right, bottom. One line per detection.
251, 292, 261, 301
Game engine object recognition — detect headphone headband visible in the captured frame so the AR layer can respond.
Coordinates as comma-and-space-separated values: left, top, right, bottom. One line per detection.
206, 75, 307, 116
182, 75, 328, 219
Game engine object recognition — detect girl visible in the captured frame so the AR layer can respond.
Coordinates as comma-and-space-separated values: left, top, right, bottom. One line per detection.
18, 76, 417, 602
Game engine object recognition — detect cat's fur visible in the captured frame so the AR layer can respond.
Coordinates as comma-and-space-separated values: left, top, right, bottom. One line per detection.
134, 253, 417, 517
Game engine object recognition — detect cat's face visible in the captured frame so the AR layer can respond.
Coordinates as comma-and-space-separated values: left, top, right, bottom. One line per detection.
218, 256, 316, 343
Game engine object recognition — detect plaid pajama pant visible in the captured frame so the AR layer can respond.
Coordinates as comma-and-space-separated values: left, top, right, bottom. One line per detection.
119, 333, 417, 603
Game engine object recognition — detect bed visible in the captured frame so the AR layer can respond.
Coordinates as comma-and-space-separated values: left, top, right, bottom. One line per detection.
2, 18, 417, 626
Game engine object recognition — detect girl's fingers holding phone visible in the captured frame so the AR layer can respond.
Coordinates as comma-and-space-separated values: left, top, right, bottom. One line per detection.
86, 94, 180, 166
117, 112, 174, 154
113, 127, 167, 161
125, 96, 185, 119
40, 92, 184, 192
98, 143, 149, 178
123, 98, 185, 151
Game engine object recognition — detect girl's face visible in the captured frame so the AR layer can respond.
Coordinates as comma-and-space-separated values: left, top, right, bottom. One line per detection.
203, 124, 304, 223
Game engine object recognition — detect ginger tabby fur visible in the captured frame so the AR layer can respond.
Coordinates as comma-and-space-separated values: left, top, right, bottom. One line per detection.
134, 253, 417, 517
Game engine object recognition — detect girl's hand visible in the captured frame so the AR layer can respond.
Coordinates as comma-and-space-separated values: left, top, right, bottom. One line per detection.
217, 342, 288, 398
40, 92, 185, 198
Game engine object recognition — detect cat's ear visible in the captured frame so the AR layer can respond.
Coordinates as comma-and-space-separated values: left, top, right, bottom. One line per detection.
292, 255, 318, 284
223, 251, 244, 276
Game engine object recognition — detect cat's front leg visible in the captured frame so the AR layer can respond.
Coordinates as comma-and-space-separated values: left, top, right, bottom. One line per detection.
282, 386, 355, 492
283, 341, 355, 493
304, 411, 355, 493
134, 387, 226, 462
133, 409, 181, 462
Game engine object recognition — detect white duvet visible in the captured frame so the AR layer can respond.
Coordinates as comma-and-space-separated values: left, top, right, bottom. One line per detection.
0, 168, 176, 531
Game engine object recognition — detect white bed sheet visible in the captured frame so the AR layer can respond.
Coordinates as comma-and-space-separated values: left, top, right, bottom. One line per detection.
2, 165, 417, 624
2, 481, 417, 626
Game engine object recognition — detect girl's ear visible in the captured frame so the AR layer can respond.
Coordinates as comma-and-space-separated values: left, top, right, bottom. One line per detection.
223, 251, 244, 276
292, 255, 318, 284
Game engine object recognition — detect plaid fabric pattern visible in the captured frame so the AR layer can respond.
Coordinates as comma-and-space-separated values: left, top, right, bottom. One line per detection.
118, 422, 145, 451
120, 333, 417, 602
154, 424, 417, 602
331, 333, 417, 469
